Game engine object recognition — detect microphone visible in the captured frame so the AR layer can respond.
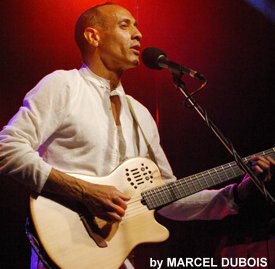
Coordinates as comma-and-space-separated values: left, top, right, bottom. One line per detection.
141, 47, 205, 80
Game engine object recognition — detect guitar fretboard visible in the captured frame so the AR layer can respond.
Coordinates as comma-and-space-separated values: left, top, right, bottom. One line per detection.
141, 148, 275, 210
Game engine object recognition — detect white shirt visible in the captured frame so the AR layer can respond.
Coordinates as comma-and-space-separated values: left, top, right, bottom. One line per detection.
0, 65, 174, 190
0, 65, 238, 221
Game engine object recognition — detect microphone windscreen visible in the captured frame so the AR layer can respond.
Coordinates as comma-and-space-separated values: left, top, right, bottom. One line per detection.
141, 47, 166, 70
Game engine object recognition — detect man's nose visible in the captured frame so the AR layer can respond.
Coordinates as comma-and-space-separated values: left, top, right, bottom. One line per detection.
133, 28, 142, 41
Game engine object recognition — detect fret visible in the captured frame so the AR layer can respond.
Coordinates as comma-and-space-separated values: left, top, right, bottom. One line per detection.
197, 173, 209, 189
168, 182, 185, 202
176, 181, 188, 197
219, 165, 229, 180
207, 167, 220, 185
214, 167, 223, 184
176, 180, 190, 197
141, 147, 274, 210
156, 185, 172, 207
189, 175, 198, 193
156, 188, 164, 206
206, 169, 217, 186
148, 190, 156, 209
199, 171, 211, 188
228, 162, 237, 177
192, 175, 202, 191
149, 191, 161, 209
222, 163, 236, 179
178, 178, 192, 194
181, 177, 204, 195
220, 166, 229, 181
162, 184, 172, 205
172, 181, 183, 200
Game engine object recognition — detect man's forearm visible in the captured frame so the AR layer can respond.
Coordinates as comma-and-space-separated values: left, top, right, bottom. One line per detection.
41, 168, 86, 202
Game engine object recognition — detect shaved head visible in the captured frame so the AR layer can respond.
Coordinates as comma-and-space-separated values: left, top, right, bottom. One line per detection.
74, 2, 114, 53
74, 3, 142, 77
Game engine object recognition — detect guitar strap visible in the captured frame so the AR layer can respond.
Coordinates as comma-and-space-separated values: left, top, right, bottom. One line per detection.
126, 96, 157, 164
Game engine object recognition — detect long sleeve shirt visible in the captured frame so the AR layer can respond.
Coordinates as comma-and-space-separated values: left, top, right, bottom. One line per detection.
0, 65, 238, 221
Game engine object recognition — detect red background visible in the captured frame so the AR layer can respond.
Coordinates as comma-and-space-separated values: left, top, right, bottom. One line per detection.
0, 1, 274, 267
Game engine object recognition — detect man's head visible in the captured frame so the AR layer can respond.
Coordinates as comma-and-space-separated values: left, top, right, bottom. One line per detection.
75, 3, 142, 73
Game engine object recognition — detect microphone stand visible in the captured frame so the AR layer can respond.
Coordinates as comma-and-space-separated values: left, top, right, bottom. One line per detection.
172, 73, 275, 204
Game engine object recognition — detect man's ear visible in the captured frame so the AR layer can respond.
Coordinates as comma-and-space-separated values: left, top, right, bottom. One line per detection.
84, 27, 100, 47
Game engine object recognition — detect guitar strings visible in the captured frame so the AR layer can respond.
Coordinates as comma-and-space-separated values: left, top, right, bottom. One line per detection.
141, 149, 275, 208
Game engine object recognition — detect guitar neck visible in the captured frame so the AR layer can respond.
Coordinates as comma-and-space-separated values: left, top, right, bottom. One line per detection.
142, 147, 275, 210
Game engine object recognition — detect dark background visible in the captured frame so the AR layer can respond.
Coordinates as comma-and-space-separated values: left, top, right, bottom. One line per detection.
0, 0, 274, 268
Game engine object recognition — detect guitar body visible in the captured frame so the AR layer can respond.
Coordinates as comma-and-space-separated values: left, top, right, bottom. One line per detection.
30, 157, 169, 269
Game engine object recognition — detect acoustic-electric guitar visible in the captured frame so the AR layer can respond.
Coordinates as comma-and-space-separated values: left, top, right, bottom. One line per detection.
30, 147, 275, 269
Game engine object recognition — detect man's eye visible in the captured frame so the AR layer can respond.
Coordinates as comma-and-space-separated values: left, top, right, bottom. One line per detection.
120, 23, 128, 29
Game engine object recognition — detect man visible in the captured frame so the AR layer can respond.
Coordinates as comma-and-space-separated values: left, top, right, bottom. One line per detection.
0, 3, 274, 269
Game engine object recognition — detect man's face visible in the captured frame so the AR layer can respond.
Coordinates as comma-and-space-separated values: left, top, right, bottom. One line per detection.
96, 5, 142, 72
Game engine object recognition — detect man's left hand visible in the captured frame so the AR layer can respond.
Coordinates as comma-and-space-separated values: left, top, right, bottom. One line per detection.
237, 155, 275, 203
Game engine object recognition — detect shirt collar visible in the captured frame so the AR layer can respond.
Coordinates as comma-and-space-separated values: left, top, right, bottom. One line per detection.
79, 64, 125, 97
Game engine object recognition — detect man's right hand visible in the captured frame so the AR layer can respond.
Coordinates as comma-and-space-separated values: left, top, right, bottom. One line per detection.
42, 168, 130, 223
81, 181, 130, 222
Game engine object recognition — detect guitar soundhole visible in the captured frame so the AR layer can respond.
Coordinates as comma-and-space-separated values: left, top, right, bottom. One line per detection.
125, 163, 154, 189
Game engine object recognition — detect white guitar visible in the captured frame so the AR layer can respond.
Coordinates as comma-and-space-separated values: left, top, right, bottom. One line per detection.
30, 148, 275, 269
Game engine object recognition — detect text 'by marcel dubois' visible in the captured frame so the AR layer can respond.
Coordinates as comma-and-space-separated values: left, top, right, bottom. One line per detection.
149, 257, 268, 268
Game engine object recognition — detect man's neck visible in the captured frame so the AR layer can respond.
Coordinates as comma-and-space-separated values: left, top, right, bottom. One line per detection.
84, 59, 122, 91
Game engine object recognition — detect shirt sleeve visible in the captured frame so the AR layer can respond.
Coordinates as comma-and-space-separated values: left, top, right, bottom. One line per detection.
158, 184, 239, 221
0, 70, 71, 192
